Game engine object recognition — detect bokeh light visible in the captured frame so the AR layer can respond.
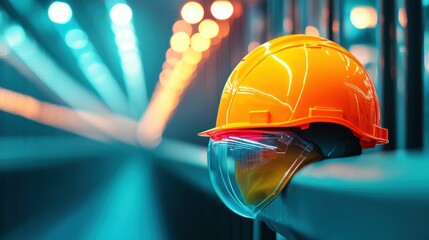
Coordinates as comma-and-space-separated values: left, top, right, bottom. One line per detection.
231, 1, 242, 18
247, 41, 260, 53
173, 20, 193, 35
349, 44, 375, 66
162, 61, 174, 70
183, 48, 202, 65
139, 0, 235, 147
0, 88, 108, 141
115, 29, 134, 40
211, 1, 234, 20
398, 8, 407, 27
0, 44, 10, 58
115, 30, 137, 52
170, 32, 190, 53
121, 52, 142, 74
283, 18, 293, 33
65, 29, 88, 49
218, 21, 230, 38
160, 69, 172, 82
191, 33, 210, 52
181, 2, 204, 24
175, 60, 194, 76
48, 1, 73, 24
110, 3, 133, 25
198, 19, 219, 39
108, 2, 147, 116
332, 20, 340, 33
117, 40, 136, 52
78, 51, 96, 66
4, 25, 26, 47
305, 26, 320, 36
166, 57, 179, 66
166, 48, 182, 60
87, 63, 105, 78
350, 6, 377, 29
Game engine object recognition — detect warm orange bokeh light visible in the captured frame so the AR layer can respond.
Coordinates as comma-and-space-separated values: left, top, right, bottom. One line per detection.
172, 20, 193, 35
198, 19, 219, 39
398, 8, 407, 27
191, 33, 211, 52
170, 32, 190, 53
138, 89, 181, 147
349, 45, 374, 65
350, 6, 377, 29
183, 48, 202, 65
231, 1, 242, 18
0, 88, 141, 145
247, 41, 260, 53
175, 60, 195, 77
0, 88, 106, 141
139, 1, 236, 147
332, 20, 340, 33
166, 57, 180, 66
305, 26, 320, 37
218, 21, 230, 38
210, 36, 221, 46
162, 61, 174, 70
166, 48, 182, 60
211, 1, 234, 20
137, 101, 168, 147
159, 69, 172, 82
160, 74, 185, 92
181, 2, 204, 24
283, 18, 293, 33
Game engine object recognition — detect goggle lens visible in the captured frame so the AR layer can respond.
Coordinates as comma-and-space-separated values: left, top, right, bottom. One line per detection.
208, 130, 323, 218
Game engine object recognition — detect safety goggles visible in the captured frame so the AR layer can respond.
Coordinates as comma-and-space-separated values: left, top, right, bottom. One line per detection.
208, 130, 323, 218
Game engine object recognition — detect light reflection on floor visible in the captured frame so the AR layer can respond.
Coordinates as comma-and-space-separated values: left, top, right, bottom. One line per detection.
3, 156, 166, 240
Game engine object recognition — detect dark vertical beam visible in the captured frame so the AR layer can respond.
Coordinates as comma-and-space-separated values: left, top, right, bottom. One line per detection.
290, 0, 297, 34
253, 219, 276, 240
327, 0, 334, 40
300, 0, 307, 33
380, 0, 397, 150
260, 0, 268, 42
404, 0, 423, 149
337, 0, 345, 46
267, 0, 284, 38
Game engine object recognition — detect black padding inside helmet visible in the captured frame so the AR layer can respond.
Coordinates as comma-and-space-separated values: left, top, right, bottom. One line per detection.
290, 123, 362, 158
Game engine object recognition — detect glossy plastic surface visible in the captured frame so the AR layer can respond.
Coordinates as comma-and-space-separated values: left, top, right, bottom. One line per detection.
199, 35, 388, 148
208, 130, 323, 218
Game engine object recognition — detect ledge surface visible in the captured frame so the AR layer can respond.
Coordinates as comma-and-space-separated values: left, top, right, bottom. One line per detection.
260, 150, 429, 240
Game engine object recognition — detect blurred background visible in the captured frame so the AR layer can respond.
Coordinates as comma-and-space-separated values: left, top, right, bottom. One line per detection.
0, 0, 428, 239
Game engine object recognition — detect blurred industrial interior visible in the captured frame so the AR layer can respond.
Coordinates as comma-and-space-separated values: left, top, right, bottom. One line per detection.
0, 0, 429, 239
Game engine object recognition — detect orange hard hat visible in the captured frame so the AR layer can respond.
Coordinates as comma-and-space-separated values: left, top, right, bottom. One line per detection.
199, 34, 388, 148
